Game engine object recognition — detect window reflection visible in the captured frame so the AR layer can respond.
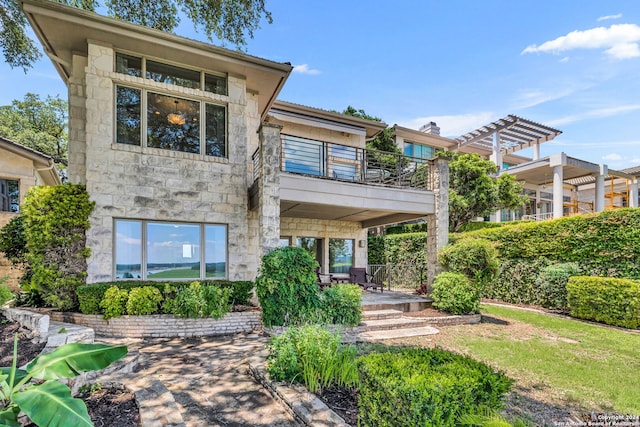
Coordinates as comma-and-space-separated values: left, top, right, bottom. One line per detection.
116, 86, 141, 146
147, 223, 201, 279
147, 93, 200, 154
115, 220, 142, 279
329, 239, 354, 274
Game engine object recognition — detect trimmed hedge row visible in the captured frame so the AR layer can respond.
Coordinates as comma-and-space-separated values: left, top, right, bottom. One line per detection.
567, 276, 640, 328
467, 209, 640, 278
357, 347, 513, 426
77, 280, 253, 315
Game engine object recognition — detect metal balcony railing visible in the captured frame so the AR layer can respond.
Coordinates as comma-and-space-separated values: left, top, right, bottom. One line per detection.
275, 134, 433, 190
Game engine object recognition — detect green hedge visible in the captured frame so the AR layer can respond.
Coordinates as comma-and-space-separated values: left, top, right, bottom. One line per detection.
77, 280, 253, 315
567, 276, 640, 328
357, 347, 513, 427
468, 209, 640, 278
319, 284, 362, 326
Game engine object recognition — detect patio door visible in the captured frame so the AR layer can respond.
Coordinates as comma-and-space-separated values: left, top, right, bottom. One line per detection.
296, 237, 323, 270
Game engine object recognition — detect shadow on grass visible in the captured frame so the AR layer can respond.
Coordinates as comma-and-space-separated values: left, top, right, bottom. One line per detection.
481, 315, 510, 326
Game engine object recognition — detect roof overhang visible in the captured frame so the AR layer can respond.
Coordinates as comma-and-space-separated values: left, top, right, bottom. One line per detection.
0, 136, 61, 185
457, 115, 562, 154
21, 0, 292, 120
502, 152, 630, 187
270, 101, 387, 138
391, 125, 457, 150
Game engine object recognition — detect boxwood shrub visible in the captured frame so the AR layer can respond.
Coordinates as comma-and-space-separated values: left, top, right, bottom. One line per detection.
438, 238, 498, 287
431, 272, 480, 315
77, 280, 253, 315
567, 276, 640, 328
357, 347, 513, 427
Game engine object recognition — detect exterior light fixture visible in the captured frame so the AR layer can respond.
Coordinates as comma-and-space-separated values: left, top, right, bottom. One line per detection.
167, 100, 185, 125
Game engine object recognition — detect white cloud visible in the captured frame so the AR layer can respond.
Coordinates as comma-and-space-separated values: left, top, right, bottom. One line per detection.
522, 24, 640, 59
559, 56, 570, 63
514, 88, 574, 109
292, 64, 321, 75
548, 104, 640, 126
603, 153, 622, 161
597, 14, 622, 22
396, 112, 495, 137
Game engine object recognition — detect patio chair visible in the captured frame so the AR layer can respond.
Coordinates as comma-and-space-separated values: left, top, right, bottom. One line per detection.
316, 267, 333, 290
349, 267, 384, 292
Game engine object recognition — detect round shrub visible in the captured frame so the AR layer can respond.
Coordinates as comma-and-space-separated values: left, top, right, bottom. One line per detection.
319, 284, 362, 326
100, 286, 129, 320
439, 237, 498, 287
431, 272, 479, 315
126, 286, 162, 315
170, 281, 232, 319
255, 246, 320, 327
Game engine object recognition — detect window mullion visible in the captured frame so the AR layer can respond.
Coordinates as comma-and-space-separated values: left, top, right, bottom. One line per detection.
200, 224, 205, 279
141, 220, 147, 279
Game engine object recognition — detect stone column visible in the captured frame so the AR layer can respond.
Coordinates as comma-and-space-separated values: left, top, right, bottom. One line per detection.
594, 165, 607, 212
426, 157, 449, 286
257, 122, 282, 258
67, 54, 88, 184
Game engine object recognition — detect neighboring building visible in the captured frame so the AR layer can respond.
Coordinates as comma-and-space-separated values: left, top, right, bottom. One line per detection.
23, 0, 448, 284
392, 115, 639, 222
0, 136, 61, 288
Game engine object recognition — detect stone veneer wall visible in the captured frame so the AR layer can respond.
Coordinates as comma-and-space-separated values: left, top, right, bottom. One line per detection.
48, 311, 261, 338
280, 217, 368, 271
73, 42, 260, 283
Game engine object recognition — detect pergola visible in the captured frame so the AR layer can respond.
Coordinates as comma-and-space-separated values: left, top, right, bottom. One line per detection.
456, 115, 562, 169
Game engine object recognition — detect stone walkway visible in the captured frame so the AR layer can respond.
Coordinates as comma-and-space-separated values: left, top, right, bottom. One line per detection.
101, 333, 300, 427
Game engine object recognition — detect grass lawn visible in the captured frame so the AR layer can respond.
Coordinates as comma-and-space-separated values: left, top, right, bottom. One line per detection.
393, 304, 640, 420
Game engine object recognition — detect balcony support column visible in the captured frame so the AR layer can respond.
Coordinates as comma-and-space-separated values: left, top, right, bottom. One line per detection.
594, 164, 607, 213
426, 157, 449, 287
257, 122, 283, 258
630, 178, 638, 208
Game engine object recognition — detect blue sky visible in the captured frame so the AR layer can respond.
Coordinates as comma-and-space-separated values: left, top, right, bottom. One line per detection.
2, 0, 639, 169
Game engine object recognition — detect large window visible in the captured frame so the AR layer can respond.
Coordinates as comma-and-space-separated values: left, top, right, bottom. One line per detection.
114, 220, 227, 280
404, 142, 435, 162
296, 237, 323, 267
114, 53, 227, 158
0, 179, 19, 213
329, 239, 354, 274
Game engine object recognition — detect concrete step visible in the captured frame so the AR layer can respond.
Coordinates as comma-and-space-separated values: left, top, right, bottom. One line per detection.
362, 309, 404, 321
360, 317, 432, 332
359, 326, 439, 341
362, 300, 432, 313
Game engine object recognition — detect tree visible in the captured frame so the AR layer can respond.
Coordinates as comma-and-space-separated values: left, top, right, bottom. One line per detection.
446, 152, 528, 232
0, 93, 68, 173
341, 106, 399, 154
1, 0, 272, 71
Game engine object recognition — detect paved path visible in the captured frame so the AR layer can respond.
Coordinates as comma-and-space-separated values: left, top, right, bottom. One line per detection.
104, 333, 300, 427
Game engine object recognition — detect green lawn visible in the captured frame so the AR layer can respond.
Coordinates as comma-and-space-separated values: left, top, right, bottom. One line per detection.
401, 304, 640, 414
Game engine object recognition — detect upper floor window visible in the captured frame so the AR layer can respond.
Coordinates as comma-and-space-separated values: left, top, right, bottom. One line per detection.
115, 86, 226, 157
0, 179, 19, 213
115, 53, 227, 95
404, 142, 434, 162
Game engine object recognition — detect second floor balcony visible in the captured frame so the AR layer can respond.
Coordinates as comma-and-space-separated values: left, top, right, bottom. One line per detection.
251, 135, 438, 227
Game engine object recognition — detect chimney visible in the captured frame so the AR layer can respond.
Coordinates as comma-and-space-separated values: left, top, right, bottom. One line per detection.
419, 121, 440, 136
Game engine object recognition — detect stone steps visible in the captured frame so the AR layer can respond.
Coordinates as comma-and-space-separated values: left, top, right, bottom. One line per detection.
359, 317, 433, 332
359, 326, 439, 341
362, 309, 404, 321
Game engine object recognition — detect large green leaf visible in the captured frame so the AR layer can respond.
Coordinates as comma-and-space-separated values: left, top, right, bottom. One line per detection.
13, 381, 92, 427
0, 405, 21, 427
27, 344, 127, 380
0, 368, 27, 387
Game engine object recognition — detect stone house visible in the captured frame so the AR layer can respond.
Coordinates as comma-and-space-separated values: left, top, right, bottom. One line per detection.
23, 0, 448, 285
0, 136, 61, 288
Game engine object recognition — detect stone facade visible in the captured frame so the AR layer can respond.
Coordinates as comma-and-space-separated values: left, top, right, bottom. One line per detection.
73, 42, 260, 283
426, 157, 449, 285
280, 217, 368, 272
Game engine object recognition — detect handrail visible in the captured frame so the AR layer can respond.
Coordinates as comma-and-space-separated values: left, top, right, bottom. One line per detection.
279, 134, 433, 191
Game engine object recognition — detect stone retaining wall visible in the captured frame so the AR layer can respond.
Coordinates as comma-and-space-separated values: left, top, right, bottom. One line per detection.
0, 307, 49, 342
48, 311, 262, 338
417, 313, 482, 326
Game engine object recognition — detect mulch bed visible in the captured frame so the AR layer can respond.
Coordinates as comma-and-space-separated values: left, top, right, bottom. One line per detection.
317, 384, 359, 426
0, 314, 46, 366
1, 314, 141, 427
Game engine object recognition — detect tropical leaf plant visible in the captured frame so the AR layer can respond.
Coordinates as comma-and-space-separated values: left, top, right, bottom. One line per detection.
0, 335, 127, 427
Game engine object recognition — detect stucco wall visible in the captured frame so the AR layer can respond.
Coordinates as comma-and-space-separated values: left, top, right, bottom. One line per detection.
74, 42, 257, 283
